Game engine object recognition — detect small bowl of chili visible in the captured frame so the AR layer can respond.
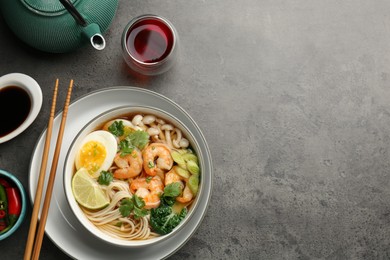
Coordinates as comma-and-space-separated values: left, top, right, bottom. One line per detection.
0, 169, 27, 240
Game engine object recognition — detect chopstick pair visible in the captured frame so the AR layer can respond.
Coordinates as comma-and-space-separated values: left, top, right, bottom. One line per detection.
24, 79, 74, 260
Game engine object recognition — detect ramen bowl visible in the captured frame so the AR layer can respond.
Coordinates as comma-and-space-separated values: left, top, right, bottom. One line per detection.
63, 106, 205, 247
0, 169, 27, 241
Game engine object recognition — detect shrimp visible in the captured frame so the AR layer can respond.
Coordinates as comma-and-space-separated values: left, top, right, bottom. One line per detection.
176, 185, 193, 203
130, 176, 164, 209
142, 143, 173, 176
165, 169, 184, 187
113, 148, 143, 179
164, 169, 193, 203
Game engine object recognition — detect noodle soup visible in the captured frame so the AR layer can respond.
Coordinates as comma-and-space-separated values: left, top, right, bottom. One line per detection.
64, 106, 202, 247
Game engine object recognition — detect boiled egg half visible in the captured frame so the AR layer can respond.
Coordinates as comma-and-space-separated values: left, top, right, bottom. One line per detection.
75, 130, 117, 178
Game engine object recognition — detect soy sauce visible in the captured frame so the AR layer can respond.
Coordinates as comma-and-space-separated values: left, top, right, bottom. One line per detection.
0, 86, 31, 137
126, 18, 174, 63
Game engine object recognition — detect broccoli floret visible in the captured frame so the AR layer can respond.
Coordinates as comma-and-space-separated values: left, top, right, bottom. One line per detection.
150, 205, 187, 235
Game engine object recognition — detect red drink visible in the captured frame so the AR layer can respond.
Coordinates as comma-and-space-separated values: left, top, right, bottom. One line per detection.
126, 18, 174, 64
122, 15, 178, 75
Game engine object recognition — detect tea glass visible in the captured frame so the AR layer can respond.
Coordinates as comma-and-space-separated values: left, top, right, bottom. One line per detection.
121, 14, 179, 76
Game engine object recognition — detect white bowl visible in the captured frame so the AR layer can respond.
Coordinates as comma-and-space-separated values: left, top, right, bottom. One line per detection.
0, 73, 42, 143
63, 106, 204, 247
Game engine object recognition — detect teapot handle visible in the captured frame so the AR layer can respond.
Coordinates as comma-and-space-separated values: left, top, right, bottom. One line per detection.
59, 0, 87, 26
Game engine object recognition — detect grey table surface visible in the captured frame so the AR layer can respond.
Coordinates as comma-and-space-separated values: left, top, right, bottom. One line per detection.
1, 0, 390, 259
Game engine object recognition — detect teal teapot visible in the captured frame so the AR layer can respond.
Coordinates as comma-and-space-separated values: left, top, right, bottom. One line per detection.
0, 0, 118, 53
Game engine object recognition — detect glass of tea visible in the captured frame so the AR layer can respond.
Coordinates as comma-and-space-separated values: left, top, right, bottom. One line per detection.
121, 14, 179, 76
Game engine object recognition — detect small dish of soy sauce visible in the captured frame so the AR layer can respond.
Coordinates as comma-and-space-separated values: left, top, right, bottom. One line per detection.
0, 73, 42, 144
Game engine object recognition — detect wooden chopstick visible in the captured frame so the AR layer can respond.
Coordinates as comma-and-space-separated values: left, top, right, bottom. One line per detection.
24, 79, 59, 260
28, 79, 74, 260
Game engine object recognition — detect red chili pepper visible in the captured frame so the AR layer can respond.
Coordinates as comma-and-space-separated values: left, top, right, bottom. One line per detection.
0, 178, 10, 188
5, 187, 21, 227
0, 210, 6, 231
0, 210, 5, 219
0, 221, 6, 231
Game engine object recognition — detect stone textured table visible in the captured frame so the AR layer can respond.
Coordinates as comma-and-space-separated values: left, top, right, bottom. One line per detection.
1, 0, 390, 259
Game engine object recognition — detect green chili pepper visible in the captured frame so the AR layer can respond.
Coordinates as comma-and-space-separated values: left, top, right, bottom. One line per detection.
0, 184, 7, 211
0, 184, 8, 232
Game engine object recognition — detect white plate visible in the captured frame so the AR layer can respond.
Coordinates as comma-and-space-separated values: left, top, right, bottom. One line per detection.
28, 87, 213, 259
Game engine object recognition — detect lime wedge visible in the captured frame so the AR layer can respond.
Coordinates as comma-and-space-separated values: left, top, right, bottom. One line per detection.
72, 168, 109, 210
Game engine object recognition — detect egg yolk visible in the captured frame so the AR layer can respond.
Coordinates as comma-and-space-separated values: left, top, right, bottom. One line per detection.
78, 141, 107, 175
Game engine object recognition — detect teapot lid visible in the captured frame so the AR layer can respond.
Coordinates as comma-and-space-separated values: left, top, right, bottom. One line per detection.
22, 0, 78, 13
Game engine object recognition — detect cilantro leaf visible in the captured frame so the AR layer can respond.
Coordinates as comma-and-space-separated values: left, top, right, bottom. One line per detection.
98, 171, 113, 185
133, 194, 145, 208
133, 207, 148, 219
119, 198, 134, 217
108, 121, 124, 137
119, 196, 149, 219
118, 130, 149, 157
119, 139, 135, 156
161, 182, 182, 206
164, 182, 182, 197
127, 131, 149, 150
115, 221, 123, 227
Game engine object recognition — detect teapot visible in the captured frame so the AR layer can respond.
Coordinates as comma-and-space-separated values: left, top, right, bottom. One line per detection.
0, 0, 118, 53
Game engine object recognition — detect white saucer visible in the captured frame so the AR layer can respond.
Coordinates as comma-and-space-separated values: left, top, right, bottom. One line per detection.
28, 87, 213, 259
0, 73, 42, 143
